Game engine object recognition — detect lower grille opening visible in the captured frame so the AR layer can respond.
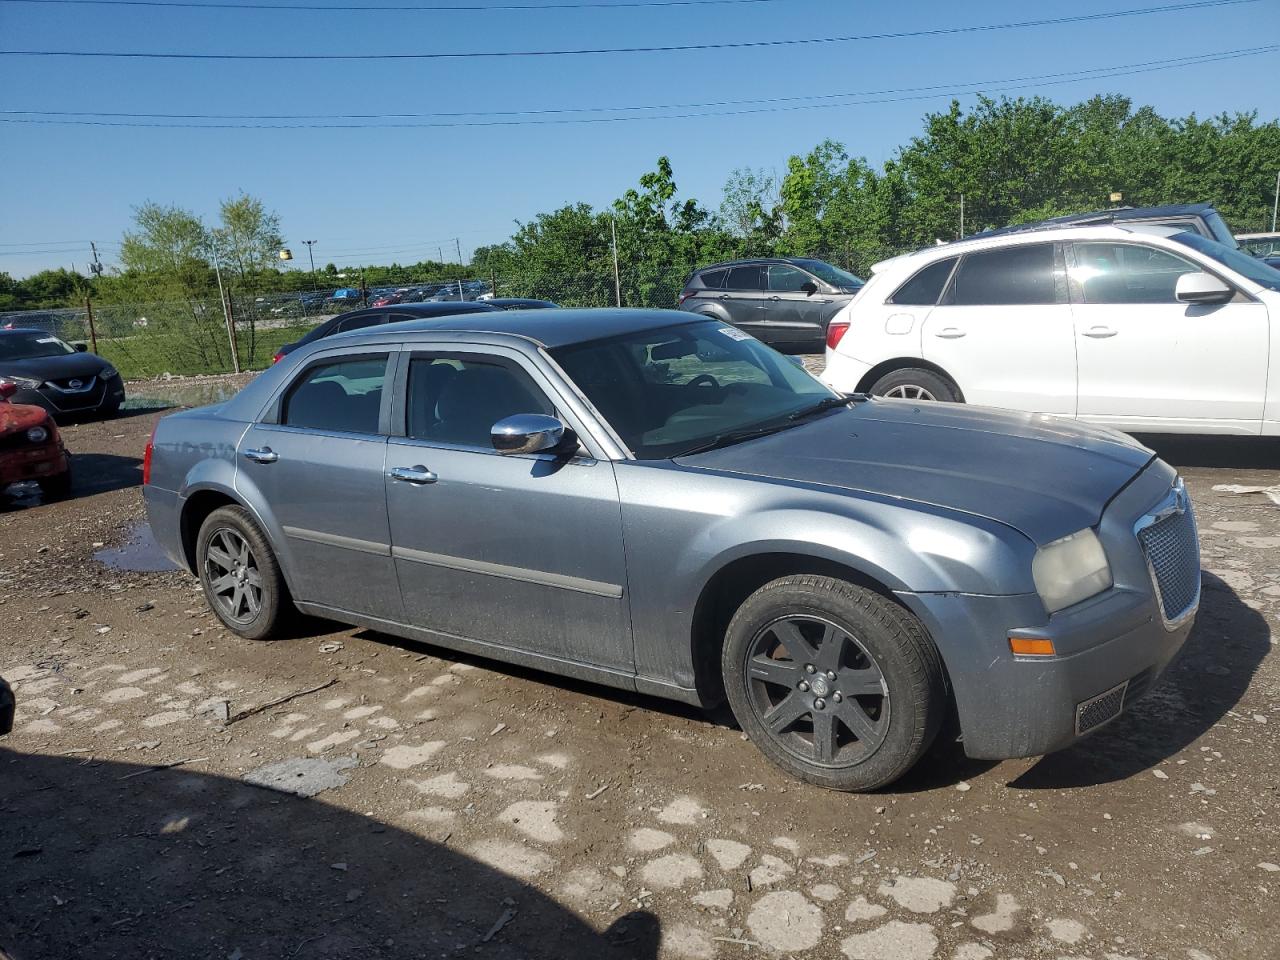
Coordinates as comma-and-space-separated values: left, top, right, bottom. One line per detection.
1076, 680, 1128, 735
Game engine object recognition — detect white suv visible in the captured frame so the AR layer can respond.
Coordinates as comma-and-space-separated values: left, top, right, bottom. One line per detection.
820, 223, 1280, 436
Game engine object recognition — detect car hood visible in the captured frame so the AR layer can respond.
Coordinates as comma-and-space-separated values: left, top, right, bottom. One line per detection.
0, 352, 111, 382
675, 399, 1154, 545
0, 400, 51, 436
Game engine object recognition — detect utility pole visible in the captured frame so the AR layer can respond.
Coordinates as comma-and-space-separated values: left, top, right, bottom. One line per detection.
212, 250, 241, 375
455, 238, 464, 298
88, 242, 104, 280
610, 216, 622, 308
1272, 171, 1279, 233
302, 240, 317, 286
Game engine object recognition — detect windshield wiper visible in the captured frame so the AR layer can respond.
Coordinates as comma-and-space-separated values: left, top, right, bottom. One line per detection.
786, 395, 853, 421
679, 420, 798, 456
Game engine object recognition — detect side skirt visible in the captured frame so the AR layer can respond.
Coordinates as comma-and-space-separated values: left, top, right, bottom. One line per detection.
293, 601, 703, 707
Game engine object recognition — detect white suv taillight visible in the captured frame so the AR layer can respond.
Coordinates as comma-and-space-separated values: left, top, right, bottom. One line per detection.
826, 320, 850, 351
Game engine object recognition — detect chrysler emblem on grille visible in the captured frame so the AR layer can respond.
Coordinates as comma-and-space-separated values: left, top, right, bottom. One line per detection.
68, 379, 82, 389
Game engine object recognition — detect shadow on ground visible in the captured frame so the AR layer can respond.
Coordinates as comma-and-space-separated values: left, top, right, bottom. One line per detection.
2, 453, 142, 511
0, 749, 660, 960
1011, 572, 1271, 789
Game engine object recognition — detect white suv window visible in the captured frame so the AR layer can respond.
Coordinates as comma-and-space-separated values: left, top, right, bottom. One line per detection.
951, 243, 1057, 306
1072, 242, 1203, 304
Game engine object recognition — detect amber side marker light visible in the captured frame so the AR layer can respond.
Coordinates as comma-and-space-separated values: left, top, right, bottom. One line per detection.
1009, 637, 1055, 656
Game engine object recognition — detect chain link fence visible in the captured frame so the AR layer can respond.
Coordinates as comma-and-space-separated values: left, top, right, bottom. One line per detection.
0, 251, 904, 380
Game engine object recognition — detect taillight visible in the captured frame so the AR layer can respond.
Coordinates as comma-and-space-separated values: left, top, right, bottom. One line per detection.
272, 352, 284, 364
826, 320, 850, 351
142, 424, 156, 485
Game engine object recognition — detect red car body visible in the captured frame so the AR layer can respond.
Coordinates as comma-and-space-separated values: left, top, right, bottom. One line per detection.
0, 383, 71, 493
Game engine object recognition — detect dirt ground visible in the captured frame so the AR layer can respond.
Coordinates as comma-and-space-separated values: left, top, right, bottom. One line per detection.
1, 381, 1277, 960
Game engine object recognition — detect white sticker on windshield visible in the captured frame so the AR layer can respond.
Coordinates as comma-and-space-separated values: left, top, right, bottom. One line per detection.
717, 326, 753, 341
36, 337, 59, 344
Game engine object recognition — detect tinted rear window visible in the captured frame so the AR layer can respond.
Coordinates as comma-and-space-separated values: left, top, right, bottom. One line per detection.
952, 244, 1057, 306
890, 257, 957, 305
697, 268, 728, 289
725, 265, 765, 290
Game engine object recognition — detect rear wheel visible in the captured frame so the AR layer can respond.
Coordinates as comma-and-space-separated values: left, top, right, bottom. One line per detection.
197, 505, 293, 640
722, 575, 946, 791
868, 367, 960, 403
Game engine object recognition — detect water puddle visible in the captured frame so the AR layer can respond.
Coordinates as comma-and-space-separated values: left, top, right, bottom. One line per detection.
93, 521, 179, 572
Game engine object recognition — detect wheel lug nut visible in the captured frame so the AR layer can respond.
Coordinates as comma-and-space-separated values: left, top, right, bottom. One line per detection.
798, 681, 809, 692
833, 692, 843, 703
813, 698, 826, 710
805, 664, 816, 674
825, 670, 837, 681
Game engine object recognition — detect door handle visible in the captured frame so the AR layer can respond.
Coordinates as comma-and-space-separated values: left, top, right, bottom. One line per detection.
242, 447, 279, 464
933, 327, 966, 339
719, 294, 731, 300
769, 295, 781, 301
388, 465, 438, 485
1083, 326, 1117, 339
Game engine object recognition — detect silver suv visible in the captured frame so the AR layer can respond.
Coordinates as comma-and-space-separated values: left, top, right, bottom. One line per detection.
678, 258, 863, 352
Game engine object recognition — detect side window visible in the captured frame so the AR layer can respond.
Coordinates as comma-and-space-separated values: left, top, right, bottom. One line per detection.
407, 356, 553, 448
698, 268, 728, 289
282, 355, 388, 434
725, 265, 765, 291
1072, 243, 1202, 305
890, 257, 957, 305
952, 244, 1057, 306
767, 264, 813, 292
335, 313, 384, 333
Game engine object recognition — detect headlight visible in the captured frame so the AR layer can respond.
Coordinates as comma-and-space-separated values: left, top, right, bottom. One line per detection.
101, 365, 119, 380
1032, 528, 1113, 614
26, 425, 49, 443
0, 374, 40, 389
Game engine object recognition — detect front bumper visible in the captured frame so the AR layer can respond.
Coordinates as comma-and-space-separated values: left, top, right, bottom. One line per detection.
899, 458, 1198, 760
0, 441, 69, 486
12, 373, 126, 418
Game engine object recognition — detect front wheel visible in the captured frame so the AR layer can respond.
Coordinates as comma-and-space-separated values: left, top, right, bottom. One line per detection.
722, 575, 946, 791
868, 367, 960, 403
197, 505, 294, 640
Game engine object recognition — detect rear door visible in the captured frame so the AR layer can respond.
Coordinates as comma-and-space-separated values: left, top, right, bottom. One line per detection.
921, 242, 1076, 415
720, 265, 769, 340
1067, 240, 1268, 430
384, 348, 633, 673
236, 348, 402, 620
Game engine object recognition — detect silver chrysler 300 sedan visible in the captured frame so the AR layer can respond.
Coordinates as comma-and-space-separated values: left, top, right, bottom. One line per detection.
143, 309, 1200, 790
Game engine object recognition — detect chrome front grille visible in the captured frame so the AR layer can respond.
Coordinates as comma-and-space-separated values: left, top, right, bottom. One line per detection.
1135, 480, 1200, 629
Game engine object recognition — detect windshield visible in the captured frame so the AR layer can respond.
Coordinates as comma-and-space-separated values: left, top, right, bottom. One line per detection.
551, 321, 839, 459
792, 259, 864, 290
1170, 231, 1280, 292
1239, 235, 1280, 257
0, 332, 77, 361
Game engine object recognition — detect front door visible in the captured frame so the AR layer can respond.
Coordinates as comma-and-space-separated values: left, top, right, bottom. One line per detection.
237, 350, 402, 620
384, 350, 633, 674
764, 263, 830, 351
921, 242, 1076, 415
1067, 240, 1268, 431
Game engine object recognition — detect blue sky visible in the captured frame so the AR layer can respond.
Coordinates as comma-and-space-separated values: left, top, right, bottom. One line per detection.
1, 0, 1276, 278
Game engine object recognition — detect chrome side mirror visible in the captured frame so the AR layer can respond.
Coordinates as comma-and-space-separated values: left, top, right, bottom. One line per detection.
1175, 271, 1233, 305
491, 413, 571, 456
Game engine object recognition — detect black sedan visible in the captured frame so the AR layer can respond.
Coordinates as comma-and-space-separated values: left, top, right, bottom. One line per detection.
0, 329, 126, 419
272, 301, 503, 363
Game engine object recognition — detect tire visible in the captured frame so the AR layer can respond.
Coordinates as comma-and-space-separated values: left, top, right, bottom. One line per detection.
38, 467, 73, 501
722, 575, 946, 792
868, 367, 960, 403
196, 505, 294, 641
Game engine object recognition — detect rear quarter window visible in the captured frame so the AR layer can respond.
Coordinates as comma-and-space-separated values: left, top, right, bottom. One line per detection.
696, 269, 728, 289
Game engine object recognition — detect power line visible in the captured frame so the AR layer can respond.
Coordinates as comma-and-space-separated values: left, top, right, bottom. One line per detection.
4, 47, 1272, 123
1, 0, 794, 9
2, 45, 1273, 129
0, 1, 1259, 61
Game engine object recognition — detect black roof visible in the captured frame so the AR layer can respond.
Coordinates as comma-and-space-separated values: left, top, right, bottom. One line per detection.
360, 307, 707, 349
339, 301, 500, 319
974, 203, 1218, 239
